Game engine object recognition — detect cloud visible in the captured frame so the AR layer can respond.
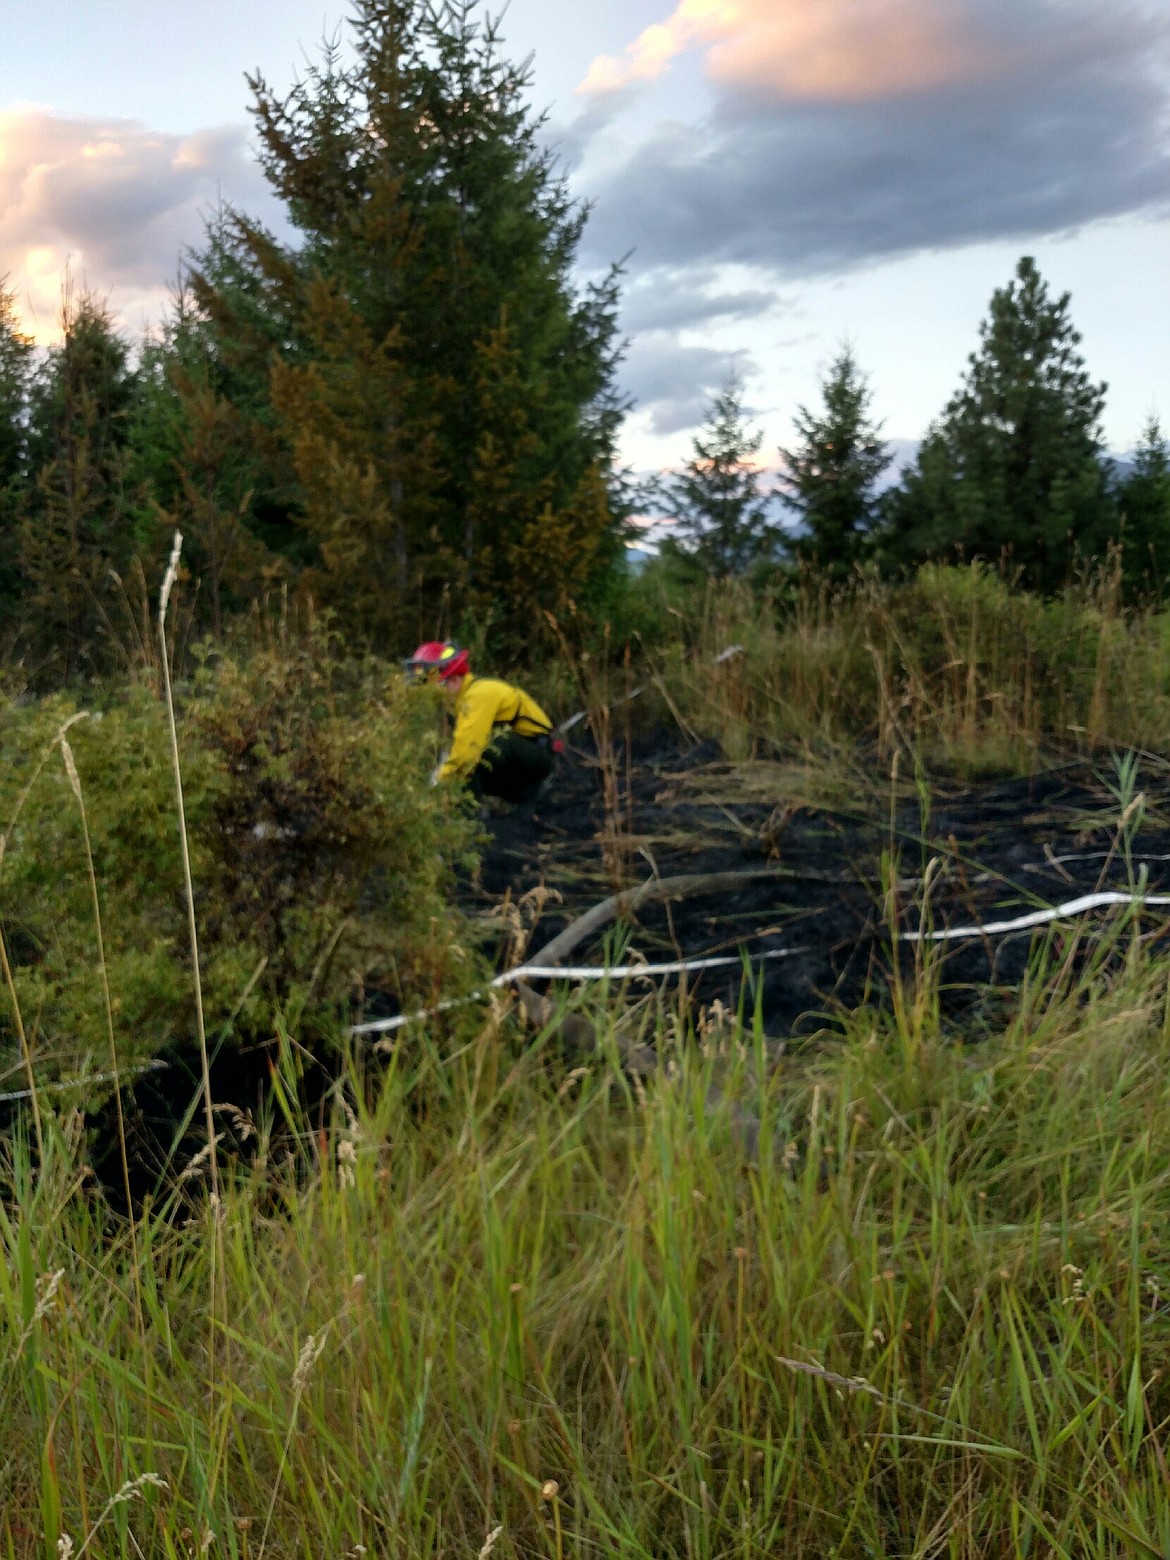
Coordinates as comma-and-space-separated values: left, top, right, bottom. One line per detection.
574, 0, 1170, 275
622, 333, 757, 434
580, 0, 975, 102
621, 267, 778, 333
579, 0, 736, 95
0, 108, 276, 340
547, 85, 640, 174
703, 0, 977, 101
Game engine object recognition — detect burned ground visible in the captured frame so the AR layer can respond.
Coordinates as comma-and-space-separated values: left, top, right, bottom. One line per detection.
466, 734, 1170, 1040
61, 733, 1170, 1203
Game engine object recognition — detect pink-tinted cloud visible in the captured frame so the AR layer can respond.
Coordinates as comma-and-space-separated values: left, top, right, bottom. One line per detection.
577, 0, 1170, 287
0, 108, 274, 341
579, 0, 735, 95
579, 0, 985, 102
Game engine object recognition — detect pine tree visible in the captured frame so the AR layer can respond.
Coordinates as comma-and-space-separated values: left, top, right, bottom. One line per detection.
166, 374, 279, 636
19, 289, 144, 677
661, 376, 779, 578
881, 257, 1113, 591
1115, 417, 1170, 595
187, 0, 625, 650
781, 345, 890, 580
138, 264, 299, 605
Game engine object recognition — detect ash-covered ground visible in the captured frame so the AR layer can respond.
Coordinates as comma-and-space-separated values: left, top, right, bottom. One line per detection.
466, 733, 1170, 1039
76, 733, 1170, 1202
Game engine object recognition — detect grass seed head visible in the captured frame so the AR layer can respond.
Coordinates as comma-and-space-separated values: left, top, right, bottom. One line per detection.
109, 1472, 168, 1507
477, 1526, 504, 1559
292, 1331, 327, 1395
158, 530, 183, 623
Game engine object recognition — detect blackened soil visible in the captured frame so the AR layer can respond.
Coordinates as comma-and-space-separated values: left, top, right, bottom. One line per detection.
60, 735, 1170, 1206
465, 735, 1170, 1040
85, 1034, 338, 1213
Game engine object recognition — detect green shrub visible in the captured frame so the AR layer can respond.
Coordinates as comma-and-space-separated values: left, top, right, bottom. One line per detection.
0, 620, 477, 1088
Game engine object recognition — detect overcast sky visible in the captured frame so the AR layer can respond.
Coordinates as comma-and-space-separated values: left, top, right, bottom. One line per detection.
2, 0, 1168, 471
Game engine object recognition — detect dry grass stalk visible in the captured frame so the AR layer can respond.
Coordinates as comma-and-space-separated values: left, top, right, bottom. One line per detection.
157, 532, 217, 1204
546, 612, 634, 890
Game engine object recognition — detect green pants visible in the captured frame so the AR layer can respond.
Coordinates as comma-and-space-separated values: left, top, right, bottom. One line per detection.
471, 729, 554, 804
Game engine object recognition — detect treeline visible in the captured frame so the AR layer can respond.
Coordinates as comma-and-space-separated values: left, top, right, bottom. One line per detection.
666, 258, 1170, 596
2, 0, 1168, 693
0, 0, 627, 684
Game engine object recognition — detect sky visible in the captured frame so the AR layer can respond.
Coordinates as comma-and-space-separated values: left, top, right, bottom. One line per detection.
2, 0, 1169, 474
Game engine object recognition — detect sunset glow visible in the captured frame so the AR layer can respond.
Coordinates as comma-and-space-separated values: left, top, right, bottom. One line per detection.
13, 245, 74, 343
0, 0, 1166, 462
579, 0, 981, 101
577, 0, 739, 95
0, 107, 264, 346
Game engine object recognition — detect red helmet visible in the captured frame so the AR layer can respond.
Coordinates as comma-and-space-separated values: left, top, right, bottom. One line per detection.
403, 641, 470, 683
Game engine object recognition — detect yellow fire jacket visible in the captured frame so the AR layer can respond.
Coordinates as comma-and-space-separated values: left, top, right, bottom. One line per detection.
437, 676, 554, 782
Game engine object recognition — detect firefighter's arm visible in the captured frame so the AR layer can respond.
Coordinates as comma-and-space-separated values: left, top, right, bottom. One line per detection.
436, 682, 499, 780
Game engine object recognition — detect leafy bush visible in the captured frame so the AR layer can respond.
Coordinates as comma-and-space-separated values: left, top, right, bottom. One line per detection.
0, 619, 476, 1088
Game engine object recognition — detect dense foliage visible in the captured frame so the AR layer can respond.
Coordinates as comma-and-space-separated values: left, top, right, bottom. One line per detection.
0, 619, 475, 1088
1115, 415, 1170, 592
880, 257, 1115, 590
781, 345, 891, 580
0, 283, 34, 621
0, 1, 627, 678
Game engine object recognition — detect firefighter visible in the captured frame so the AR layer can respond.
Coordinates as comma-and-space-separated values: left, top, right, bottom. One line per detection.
403, 642, 560, 805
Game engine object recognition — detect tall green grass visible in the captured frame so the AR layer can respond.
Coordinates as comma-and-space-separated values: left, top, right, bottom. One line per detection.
4, 918, 1170, 1556
6, 566, 1170, 1554
660, 563, 1170, 775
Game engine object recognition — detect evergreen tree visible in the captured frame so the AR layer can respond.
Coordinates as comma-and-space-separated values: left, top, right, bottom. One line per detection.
781, 345, 890, 580
875, 423, 957, 566
661, 376, 778, 578
266, 263, 441, 631
18, 289, 144, 676
164, 372, 278, 636
188, 0, 625, 650
881, 257, 1114, 591
0, 282, 35, 619
0, 283, 33, 490
129, 278, 287, 636
1115, 416, 1170, 594
178, 214, 312, 570
461, 316, 613, 637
